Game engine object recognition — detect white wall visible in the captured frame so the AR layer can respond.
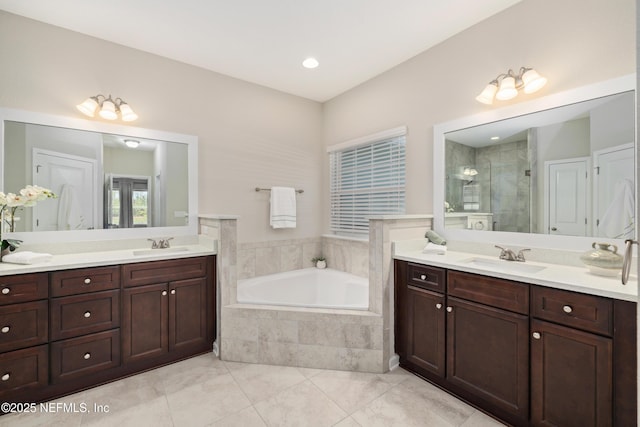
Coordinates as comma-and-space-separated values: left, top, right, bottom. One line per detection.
0, 10, 324, 243
322, 0, 635, 232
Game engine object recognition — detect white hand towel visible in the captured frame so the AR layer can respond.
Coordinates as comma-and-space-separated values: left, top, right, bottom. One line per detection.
2, 251, 53, 265
422, 242, 447, 255
270, 187, 297, 229
600, 178, 635, 239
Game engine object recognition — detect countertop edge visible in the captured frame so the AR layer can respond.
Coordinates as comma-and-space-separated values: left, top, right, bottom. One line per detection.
394, 251, 638, 303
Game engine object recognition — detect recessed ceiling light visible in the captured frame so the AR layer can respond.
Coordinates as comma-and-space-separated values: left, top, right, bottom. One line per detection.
124, 139, 140, 148
302, 57, 319, 69
490, 136, 500, 141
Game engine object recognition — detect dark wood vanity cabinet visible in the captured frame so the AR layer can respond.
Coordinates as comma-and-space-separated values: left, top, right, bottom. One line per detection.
0, 255, 216, 406
122, 257, 213, 364
394, 259, 637, 427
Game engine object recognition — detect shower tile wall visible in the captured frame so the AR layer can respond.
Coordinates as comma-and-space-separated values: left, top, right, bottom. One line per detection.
445, 141, 476, 211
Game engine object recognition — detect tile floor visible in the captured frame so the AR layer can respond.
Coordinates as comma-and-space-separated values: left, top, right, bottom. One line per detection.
1, 354, 506, 426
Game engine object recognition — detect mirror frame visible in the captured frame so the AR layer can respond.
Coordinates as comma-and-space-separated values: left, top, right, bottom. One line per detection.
433, 74, 636, 251
0, 108, 199, 243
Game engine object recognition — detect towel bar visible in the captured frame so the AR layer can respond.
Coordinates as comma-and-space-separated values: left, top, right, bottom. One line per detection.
255, 187, 304, 194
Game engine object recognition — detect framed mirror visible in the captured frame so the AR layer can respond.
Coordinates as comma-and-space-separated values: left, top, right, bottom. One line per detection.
433, 74, 636, 250
0, 108, 199, 244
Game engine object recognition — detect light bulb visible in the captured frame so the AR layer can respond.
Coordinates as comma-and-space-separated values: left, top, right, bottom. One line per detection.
475, 82, 498, 105
76, 97, 99, 117
99, 98, 117, 120
496, 75, 517, 100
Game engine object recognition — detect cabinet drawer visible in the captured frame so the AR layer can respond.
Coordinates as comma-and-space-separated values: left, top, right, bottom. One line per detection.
123, 257, 208, 287
531, 286, 613, 336
0, 300, 48, 353
0, 345, 48, 399
51, 290, 120, 341
448, 270, 529, 315
50, 329, 120, 383
51, 266, 120, 297
0, 273, 48, 305
407, 263, 445, 293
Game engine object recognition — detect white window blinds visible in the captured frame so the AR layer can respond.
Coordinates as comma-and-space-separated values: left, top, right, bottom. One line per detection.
329, 131, 406, 235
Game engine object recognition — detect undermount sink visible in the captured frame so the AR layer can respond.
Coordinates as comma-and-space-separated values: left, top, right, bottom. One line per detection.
133, 247, 190, 256
460, 257, 546, 274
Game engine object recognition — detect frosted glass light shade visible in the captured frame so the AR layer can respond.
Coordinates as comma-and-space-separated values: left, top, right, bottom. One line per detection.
522, 68, 547, 93
99, 99, 117, 120
475, 83, 498, 105
496, 76, 517, 100
124, 139, 140, 148
76, 97, 99, 117
119, 103, 138, 122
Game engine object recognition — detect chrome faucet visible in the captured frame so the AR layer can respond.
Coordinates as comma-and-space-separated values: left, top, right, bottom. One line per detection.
495, 245, 530, 262
148, 237, 174, 249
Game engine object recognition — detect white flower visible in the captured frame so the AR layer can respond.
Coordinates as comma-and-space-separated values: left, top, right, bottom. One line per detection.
5, 193, 26, 207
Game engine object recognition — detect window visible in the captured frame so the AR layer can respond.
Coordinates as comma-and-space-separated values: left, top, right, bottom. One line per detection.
106, 176, 150, 228
329, 127, 406, 235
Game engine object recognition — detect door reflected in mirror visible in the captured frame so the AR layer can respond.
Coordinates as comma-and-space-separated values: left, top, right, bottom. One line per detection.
4, 121, 189, 232
444, 90, 635, 238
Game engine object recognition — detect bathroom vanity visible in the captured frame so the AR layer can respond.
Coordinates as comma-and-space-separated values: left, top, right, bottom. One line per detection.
0, 250, 216, 405
394, 249, 636, 427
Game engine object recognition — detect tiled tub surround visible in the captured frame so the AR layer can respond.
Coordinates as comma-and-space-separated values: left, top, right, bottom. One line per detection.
236, 235, 368, 280
213, 215, 434, 373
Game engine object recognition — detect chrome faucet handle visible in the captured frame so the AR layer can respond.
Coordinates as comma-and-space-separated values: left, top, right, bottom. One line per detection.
495, 245, 517, 261
516, 248, 531, 262
159, 237, 174, 249
148, 238, 159, 249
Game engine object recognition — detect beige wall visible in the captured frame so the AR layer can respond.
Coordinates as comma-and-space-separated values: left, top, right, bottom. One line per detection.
322, 0, 635, 233
0, 11, 324, 243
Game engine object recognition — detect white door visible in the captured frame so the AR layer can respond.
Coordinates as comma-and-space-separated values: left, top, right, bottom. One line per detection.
593, 143, 635, 237
546, 158, 589, 236
32, 149, 97, 231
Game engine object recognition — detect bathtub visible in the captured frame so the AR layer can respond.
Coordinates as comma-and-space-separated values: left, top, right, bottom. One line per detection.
237, 268, 369, 310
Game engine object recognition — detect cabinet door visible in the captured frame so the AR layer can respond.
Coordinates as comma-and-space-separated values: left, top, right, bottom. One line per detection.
169, 278, 208, 351
531, 319, 612, 427
405, 285, 445, 377
122, 283, 168, 363
447, 297, 529, 419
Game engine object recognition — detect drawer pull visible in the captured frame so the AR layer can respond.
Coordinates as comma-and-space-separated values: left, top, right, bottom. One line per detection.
420, 274, 427, 280
446, 306, 453, 313
83, 353, 91, 360
84, 311, 91, 318
171, 289, 176, 295
162, 291, 167, 296
1, 288, 9, 295
435, 303, 442, 309
1, 326, 9, 334
1, 373, 9, 381
84, 278, 91, 285
533, 332, 541, 339
562, 305, 573, 314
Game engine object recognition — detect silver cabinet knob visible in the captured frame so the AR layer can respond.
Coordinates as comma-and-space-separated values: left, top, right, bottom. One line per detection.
533, 332, 541, 339
562, 305, 573, 314
435, 303, 442, 309
1, 373, 9, 381
162, 290, 167, 296
83, 353, 91, 360
84, 278, 91, 284
84, 311, 91, 318
1, 326, 9, 334
1, 288, 9, 295
171, 289, 176, 295
446, 306, 453, 313
420, 274, 427, 280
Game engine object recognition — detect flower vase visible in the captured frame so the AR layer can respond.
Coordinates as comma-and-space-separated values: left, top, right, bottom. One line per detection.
0, 247, 10, 262
316, 260, 327, 269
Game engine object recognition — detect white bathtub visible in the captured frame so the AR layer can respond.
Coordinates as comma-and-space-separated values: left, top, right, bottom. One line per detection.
237, 268, 369, 310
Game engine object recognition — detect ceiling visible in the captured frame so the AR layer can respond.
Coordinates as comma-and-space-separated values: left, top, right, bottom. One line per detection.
0, 0, 522, 102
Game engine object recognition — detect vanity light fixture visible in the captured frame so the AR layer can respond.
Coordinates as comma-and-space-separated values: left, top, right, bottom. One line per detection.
124, 139, 140, 148
476, 67, 547, 105
76, 94, 138, 122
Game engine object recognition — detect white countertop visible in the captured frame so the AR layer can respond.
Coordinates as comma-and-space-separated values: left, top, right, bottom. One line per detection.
0, 243, 216, 276
394, 244, 638, 302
